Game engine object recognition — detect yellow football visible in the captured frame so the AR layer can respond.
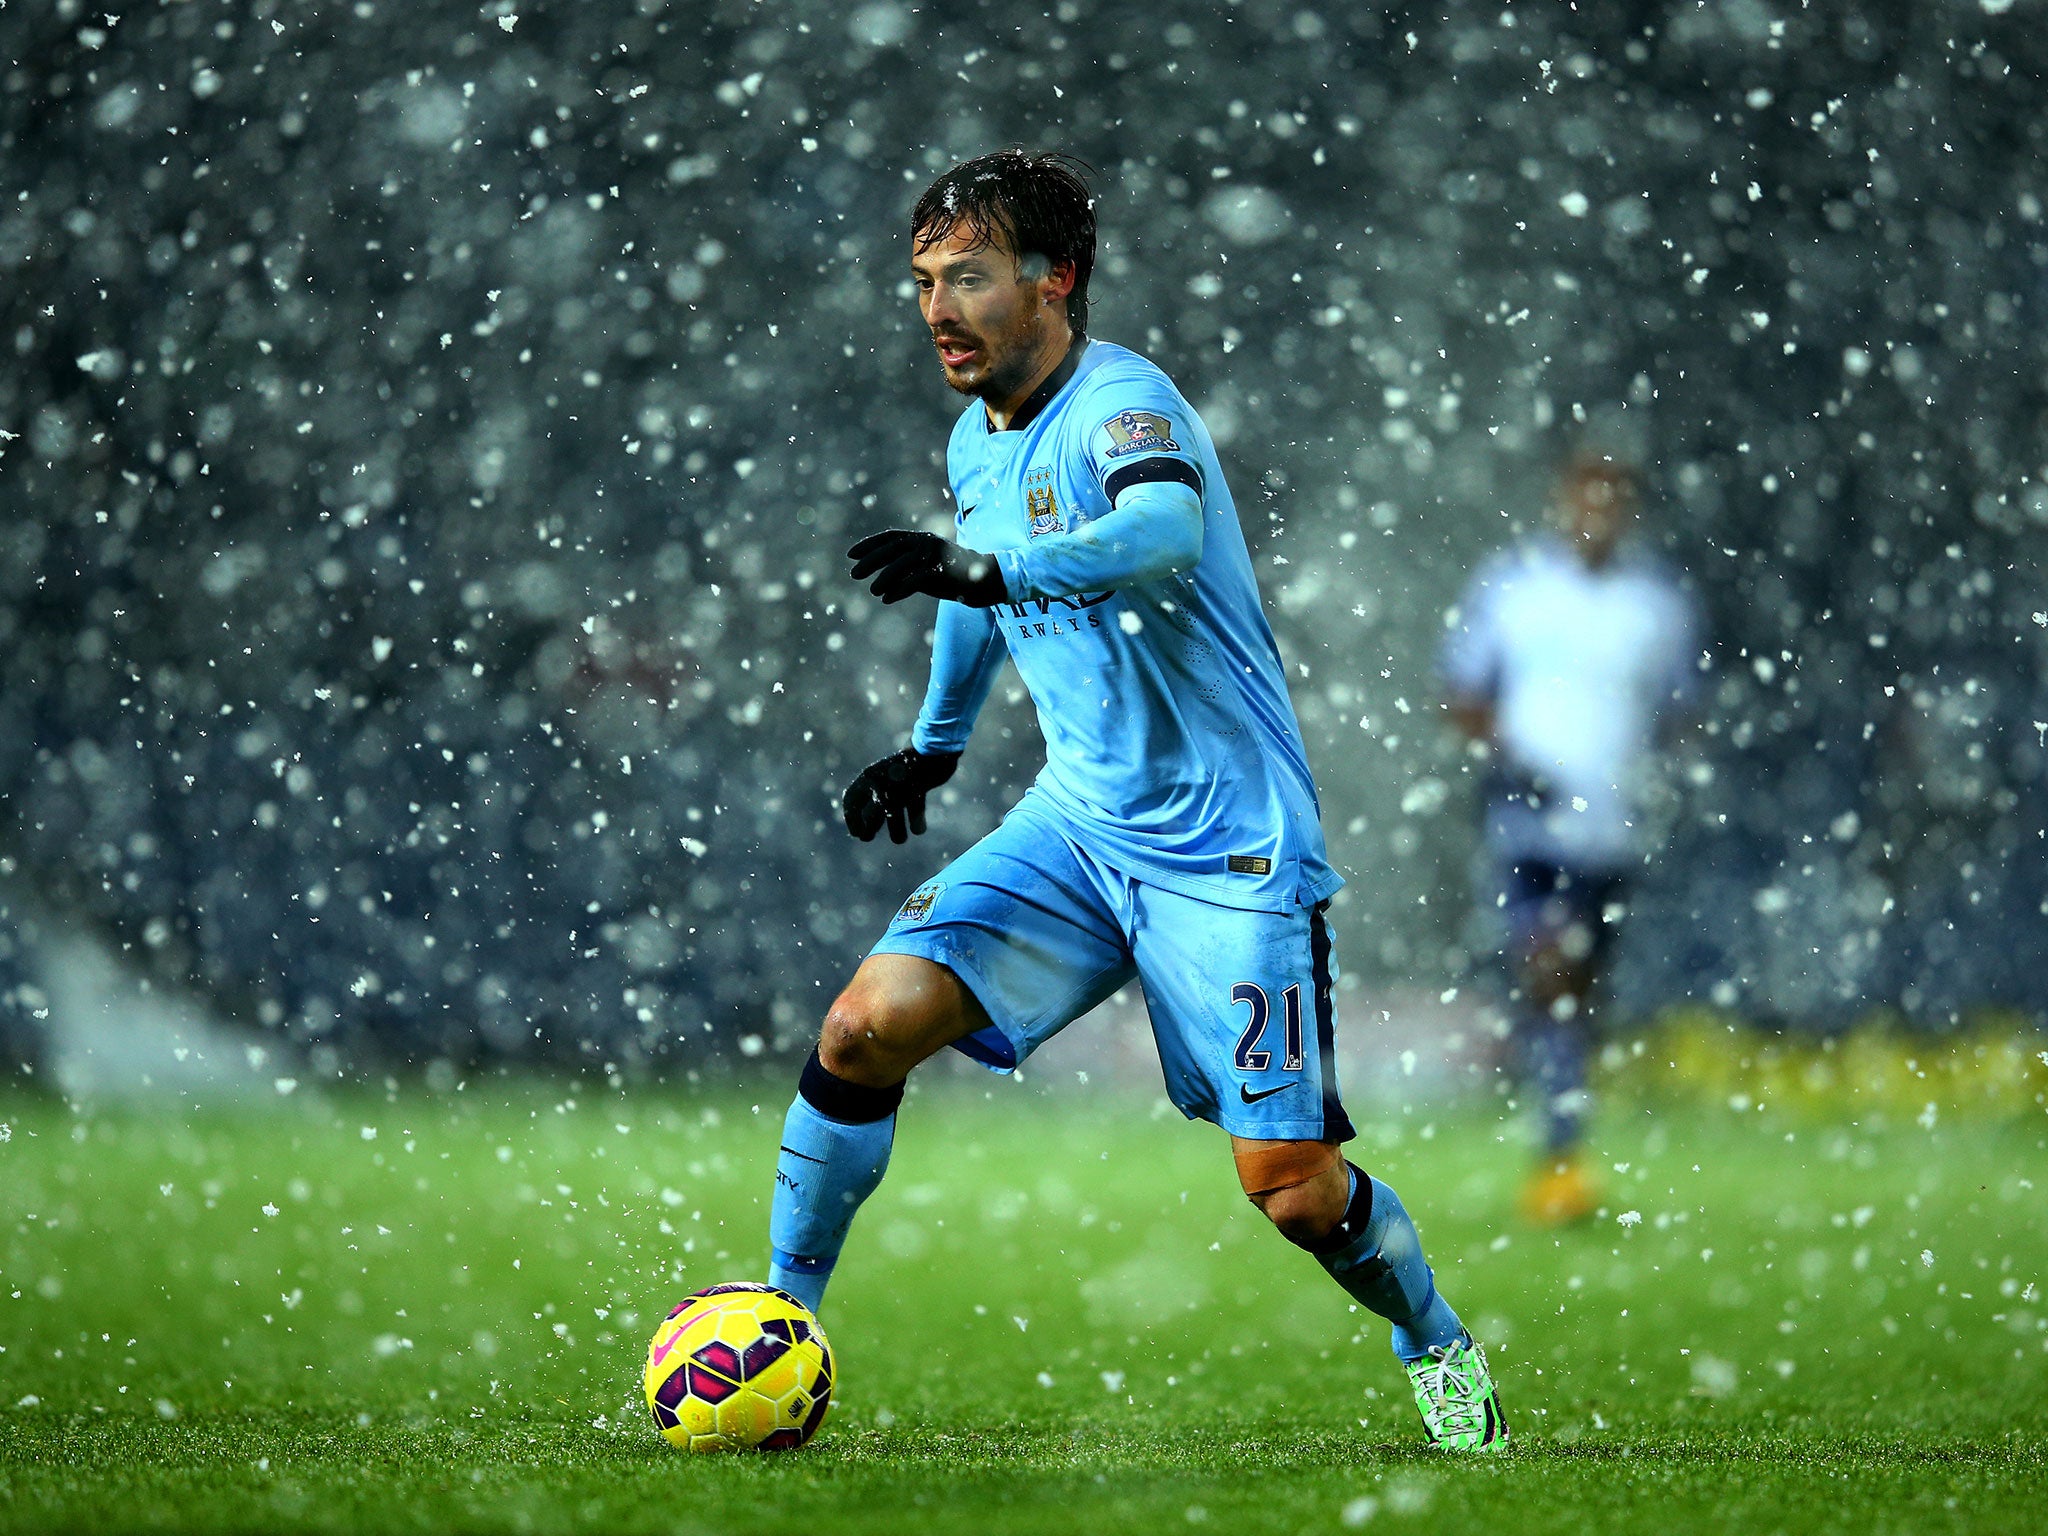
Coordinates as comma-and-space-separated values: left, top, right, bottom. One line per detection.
643, 1282, 835, 1452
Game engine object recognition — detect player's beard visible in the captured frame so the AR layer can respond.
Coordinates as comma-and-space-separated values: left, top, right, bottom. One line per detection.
934, 300, 1053, 404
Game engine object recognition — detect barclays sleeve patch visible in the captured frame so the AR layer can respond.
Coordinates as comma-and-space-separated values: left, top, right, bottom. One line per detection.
1100, 408, 1181, 459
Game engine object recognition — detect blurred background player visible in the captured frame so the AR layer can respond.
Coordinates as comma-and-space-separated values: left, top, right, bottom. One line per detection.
763, 150, 1506, 1450
1439, 449, 1701, 1225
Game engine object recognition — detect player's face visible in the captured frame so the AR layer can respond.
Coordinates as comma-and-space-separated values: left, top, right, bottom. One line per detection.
910, 223, 1069, 403
1560, 466, 1635, 564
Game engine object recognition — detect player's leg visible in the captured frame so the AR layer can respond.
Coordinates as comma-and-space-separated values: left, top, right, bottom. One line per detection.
1230, 1136, 1464, 1361
1131, 891, 1504, 1447
819, 952, 990, 1086
766, 953, 988, 1311
1507, 864, 1618, 1223
1232, 1133, 1502, 1448
766, 807, 1133, 1313
1519, 884, 1597, 1150
1499, 860, 1572, 1114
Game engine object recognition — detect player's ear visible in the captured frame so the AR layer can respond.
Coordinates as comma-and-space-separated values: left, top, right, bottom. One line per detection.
1042, 258, 1076, 306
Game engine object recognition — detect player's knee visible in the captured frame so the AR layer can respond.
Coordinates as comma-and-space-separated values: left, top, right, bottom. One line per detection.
818, 955, 981, 1086
1545, 968, 1594, 1010
818, 978, 946, 1086
1235, 1139, 1348, 1244
1251, 1180, 1346, 1245
817, 997, 899, 1085
1521, 946, 1587, 1007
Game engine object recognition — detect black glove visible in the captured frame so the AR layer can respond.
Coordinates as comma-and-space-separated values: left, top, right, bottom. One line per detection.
842, 747, 961, 844
847, 530, 1008, 607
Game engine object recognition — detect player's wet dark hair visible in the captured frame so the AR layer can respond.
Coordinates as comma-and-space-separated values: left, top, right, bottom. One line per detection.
911, 150, 1096, 334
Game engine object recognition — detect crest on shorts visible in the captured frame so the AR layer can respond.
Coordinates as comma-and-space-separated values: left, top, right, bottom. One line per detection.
1101, 408, 1180, 459
1024, 467, 1063, 539
893, 881, 945, 926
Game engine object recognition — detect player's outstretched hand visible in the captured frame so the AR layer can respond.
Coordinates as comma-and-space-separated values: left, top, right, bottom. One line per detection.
847, 530, 1008, 607
842, 747, 961, 844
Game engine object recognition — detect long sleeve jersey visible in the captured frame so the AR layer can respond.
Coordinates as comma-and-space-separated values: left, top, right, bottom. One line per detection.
908, 337, 1340, 914
1439, 534, 1701, 872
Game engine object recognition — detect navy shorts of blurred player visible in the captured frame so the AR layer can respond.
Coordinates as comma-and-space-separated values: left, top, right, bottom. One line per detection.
1494, 856, 1625, 980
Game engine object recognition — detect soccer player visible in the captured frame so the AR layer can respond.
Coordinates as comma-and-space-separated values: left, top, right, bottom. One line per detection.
762, 151, 1506, 1451
1440, 450, 1701, 1224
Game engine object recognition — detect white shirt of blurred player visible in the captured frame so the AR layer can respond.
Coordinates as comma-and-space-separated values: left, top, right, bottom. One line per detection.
1443, 534, 1698, 870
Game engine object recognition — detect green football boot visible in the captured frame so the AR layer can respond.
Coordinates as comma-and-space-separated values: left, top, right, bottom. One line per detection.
1404, 1335, 1509, 1451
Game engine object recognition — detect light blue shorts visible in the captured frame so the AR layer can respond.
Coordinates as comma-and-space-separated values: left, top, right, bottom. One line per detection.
870, 805, 1355, 1144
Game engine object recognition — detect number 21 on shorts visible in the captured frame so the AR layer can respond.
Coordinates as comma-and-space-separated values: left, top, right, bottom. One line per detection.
1230, 982, 1305, 1073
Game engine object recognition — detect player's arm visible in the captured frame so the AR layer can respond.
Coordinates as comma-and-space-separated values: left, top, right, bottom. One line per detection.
913, 599, 1006, 756
1445, 697, 1496, 744
1438, 573, 1501, 746
997, 389, 1207, 600
993, 473, 1202, 600
842, 600, 1005, 844
1653, 583, 1709, 749
842, 470, 1204, 607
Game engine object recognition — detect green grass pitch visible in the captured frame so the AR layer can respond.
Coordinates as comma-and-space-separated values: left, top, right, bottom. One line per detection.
1, 1076, 2043, 1534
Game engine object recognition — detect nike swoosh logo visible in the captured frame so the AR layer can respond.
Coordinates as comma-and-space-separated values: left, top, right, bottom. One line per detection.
1239, 1082, 1295, 1105
959, 504, 978, 519
778, 1145, 827, 1164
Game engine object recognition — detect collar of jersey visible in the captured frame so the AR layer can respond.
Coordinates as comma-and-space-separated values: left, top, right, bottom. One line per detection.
985, 336, 1087, 435
1534, 528, 1644, 576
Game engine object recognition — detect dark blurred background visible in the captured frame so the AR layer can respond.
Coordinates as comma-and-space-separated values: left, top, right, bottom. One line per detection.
2, 0, 2044, 1076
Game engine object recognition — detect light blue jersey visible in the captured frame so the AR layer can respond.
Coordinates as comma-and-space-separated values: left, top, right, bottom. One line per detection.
909, 338, 1340, 915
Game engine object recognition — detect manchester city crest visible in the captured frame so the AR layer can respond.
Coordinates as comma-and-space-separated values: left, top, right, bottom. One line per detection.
892, 881, 945, 927
1024, 468, 1063, 539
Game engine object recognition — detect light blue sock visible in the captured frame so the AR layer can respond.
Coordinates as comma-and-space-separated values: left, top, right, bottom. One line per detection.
1316, 1169, 1466, 1363
766, 1093, 895, 1314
